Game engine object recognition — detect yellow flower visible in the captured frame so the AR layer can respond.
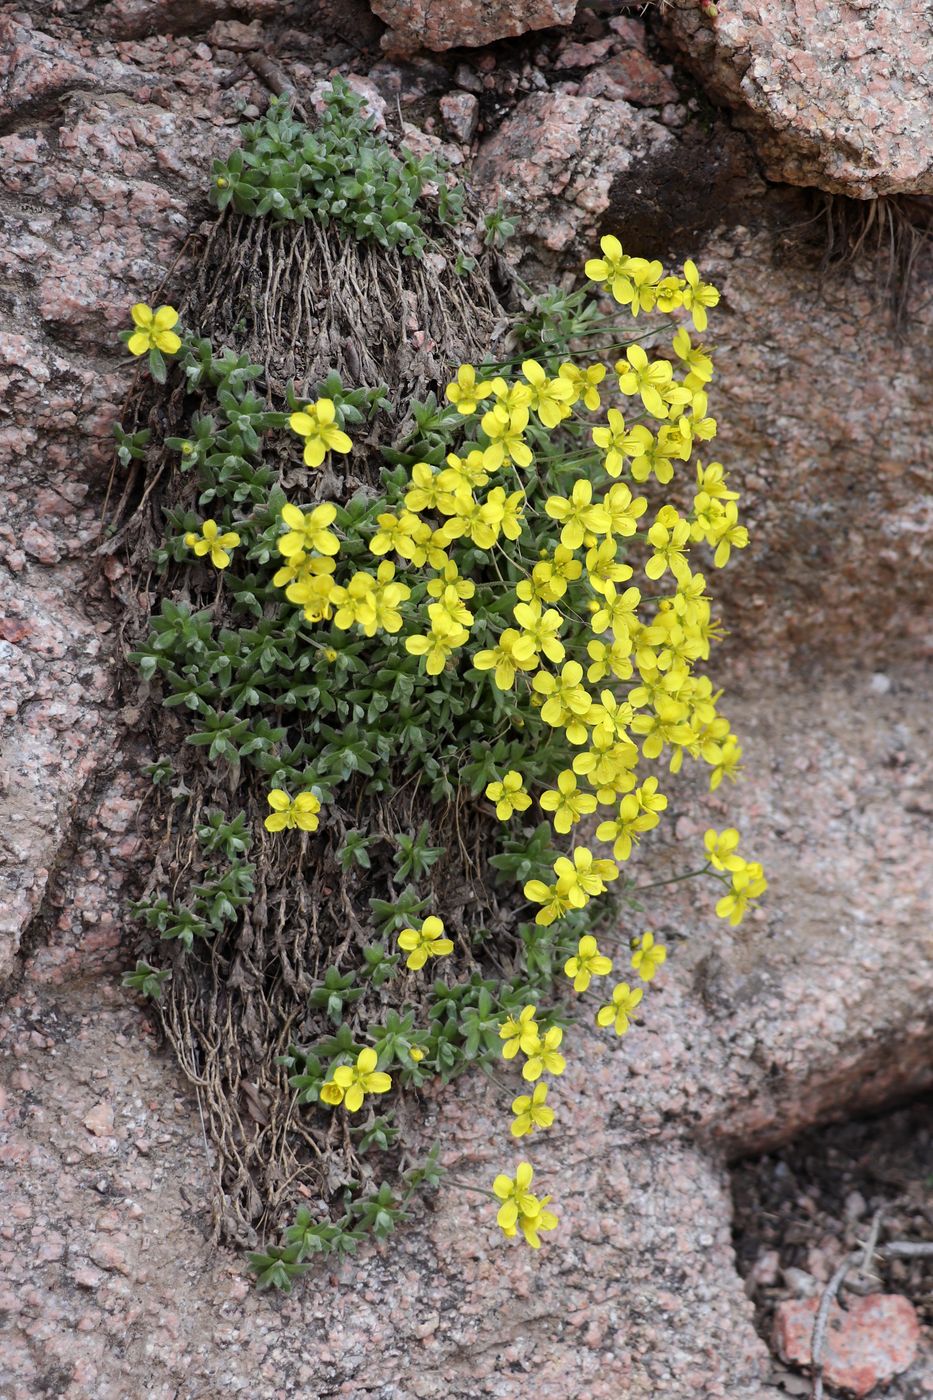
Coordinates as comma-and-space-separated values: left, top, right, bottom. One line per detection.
426, 559, 475, 603
522, 878, 575, 927
703, 827, 745, 872
409, 1047, 425, 1062
499, 1005, 539, 1059
560, 361, 605, 411
592, 408, 645, 479
603, 482, 648, 538
612, 256, 663, 316
406, 624, 468, 675
586, 637, 634, 684
646, 515, 691, 582
445, 364, 493, 414
286, 568, 337, 623
486, 770, 532, 821
127, 303, 181, 356
487, 377, 533, 423
473, 628, 536, 691
277, 502, 339, 558
709, 500, 749, 567
631, 931, 667, 982
540, 769, 597, 834
521, 1027, 566, 1081
615, 344, 673, 419
591, 583, 642, 642
288, 398, 353, 468
564, 934, 613, 992
320, 1080, 344, 1105
585, 538, 633, 597
553, 849, 619, 910
513, 599, 565, 664
183, 519, 240, 569
681, 259, 720, 332
510, 1083, 554, 1137
716, 862, 767, 926
531, 660, 593, 742
397, 915, 453, 971
521, 359, 574, 429
584, 234, 635, 303
404, 461, 445, 512
596, 982, 643, 1036
492, 1161, 540, 1231
264, 789, 321, 833
369, 510, 420, 558
480, 407, 533, 470
544, 479, 611, 551
332, 1048, 392, 1113
708, 735, 742, 790
513, 1197, 558, 1249
673, 326, 714, 383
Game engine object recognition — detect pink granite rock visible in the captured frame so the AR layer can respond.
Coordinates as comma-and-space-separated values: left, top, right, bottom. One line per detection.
662, 0, 933, 196
439, 90, 480, 144
0, 3, 931, 1396
473, 92, 671, 251
774, 1294, 920, 1396
371, 0, 576, 54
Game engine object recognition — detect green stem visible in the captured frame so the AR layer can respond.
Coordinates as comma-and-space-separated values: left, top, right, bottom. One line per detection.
635, 863, 712, 892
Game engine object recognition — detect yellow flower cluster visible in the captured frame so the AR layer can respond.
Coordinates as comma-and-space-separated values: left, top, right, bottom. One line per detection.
234, 238, 765, 1250
321, 1048, 391, 1112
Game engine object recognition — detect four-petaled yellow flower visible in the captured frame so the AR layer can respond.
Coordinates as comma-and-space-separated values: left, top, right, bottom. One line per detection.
510, 1082, 554, 1137
544, 479, 611, 551
631, 931, 667, 982
596, 982, 644, 1036
552, 848, 619, 909
398, 915, 454, 971
288, 398, 353, 468
560, 361, 605, 411
703, 827, 745, 872
584, 234, 634, 303
564, 934, 613, 992
681, 259, 720, 332
540, 770, 597, 834
493, 1161, 540, 1231
522, 1026, 566, 1081
486, 770, 532, 821
615, 344, 673, 418
278, 502, 340, 557
446, 364, 493, 414
264, 789, 321, 832
716, 862, 767, 926
512, 1197, 559, 1249
128, 303, 181, 356
499, 1004, 539, 1059
331, 1048, 392, 1113
184, 519, 240, 569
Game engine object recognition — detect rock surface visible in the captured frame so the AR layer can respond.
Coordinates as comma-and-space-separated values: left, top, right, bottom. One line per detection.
1, 671, 931, 1398
0, 1, 931, 1396
661, 0, 933, 197
371, 0, 577, 53
473, 91, 672, 252
774, 1294, 921, 1396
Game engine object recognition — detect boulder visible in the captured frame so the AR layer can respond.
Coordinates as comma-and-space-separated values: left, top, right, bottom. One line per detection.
371, 0, 577, 54
661, 0, 933, 197
774, 1294, 920, 1396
